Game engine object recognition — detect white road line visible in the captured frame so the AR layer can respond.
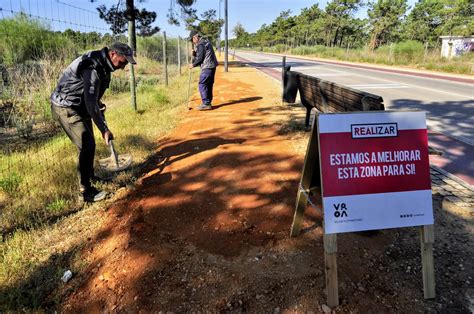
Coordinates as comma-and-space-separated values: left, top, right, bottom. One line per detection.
348, 84, 409, 89
305, 73, 347, 77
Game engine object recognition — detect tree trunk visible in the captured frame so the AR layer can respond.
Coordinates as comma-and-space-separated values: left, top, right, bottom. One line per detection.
338, 29, 344, 47
332, 27, 340, 47
369, 32, 379, 51
126, 0, 136, 52
126, 0, 137, 111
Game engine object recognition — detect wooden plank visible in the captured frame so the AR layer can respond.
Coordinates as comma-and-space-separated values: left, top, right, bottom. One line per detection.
296, 75, 384, 113
324, 232, 337, 253
290, 118, 320, 237
326, 99, 348, 112
291, 189, 309, 237
324, 233, 339, 307
420, 225, 436, 299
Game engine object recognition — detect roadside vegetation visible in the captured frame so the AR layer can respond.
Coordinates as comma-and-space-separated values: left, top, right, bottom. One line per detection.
260, 42, 473, 75
0, 15, 189, 310
230, 0, 473, 75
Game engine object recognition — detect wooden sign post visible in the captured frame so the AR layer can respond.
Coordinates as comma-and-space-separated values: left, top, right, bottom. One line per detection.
291, 111, 436, 308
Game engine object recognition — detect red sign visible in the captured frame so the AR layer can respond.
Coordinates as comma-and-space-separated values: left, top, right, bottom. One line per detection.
318, 111, 433, 234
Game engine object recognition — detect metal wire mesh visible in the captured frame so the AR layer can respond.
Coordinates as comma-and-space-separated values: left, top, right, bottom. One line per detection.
0, 0, 189, 234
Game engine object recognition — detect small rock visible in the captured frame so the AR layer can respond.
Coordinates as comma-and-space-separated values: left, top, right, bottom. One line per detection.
321, 304, 332, 313
357, 283, 367, 292
61, 270, 73, 283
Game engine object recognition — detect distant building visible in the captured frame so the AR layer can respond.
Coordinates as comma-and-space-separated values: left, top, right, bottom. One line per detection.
439, 36, 474, 58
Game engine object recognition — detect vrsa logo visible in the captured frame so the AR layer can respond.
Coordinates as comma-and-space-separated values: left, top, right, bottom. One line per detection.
333, 203, 348, 218
351, 123, 398, 139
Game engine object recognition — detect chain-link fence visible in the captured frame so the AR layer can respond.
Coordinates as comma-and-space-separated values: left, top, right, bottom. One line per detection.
0, 0, 191, 236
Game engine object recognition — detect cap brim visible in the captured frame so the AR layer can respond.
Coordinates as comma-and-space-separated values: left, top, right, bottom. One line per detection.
125, 55, 137, 65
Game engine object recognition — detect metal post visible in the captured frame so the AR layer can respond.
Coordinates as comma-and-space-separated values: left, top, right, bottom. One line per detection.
163, 31, 168, 86
423, 42, 429, 64
218, 0, 222, 57
224, 0, 228, 72
178, 36, 181, 76
282, 56, 286, 84
127, 0, 137, 111
186, 40, 190, 65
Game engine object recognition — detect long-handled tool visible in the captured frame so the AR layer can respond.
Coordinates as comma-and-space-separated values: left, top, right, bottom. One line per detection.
186, 68, 192, 110
99, 140, 132, 172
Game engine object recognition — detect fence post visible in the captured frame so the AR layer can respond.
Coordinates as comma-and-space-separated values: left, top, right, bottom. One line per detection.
186, 41, 190, 65
224, 0, 228, 72
126, 0, 137, 111
282, 56, 286, 82
178, 36, 181, 76
420, 225, 436, 299
389, 43, 394, 63
163, 31, 168, 86
423, 42, 429, 64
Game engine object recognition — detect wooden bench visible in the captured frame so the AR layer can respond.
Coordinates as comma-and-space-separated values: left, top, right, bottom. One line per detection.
282, 64, 385, 127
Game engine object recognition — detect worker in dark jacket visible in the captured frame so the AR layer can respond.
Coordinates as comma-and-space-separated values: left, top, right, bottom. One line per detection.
50, 42, 136, 202
188, 30, 218, 111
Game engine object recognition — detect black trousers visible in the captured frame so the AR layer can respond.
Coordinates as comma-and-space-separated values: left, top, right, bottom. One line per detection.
51, 104, 96, 191
198, 68, 216, 105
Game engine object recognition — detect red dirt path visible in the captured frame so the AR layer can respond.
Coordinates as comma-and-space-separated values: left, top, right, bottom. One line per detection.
60, 63, 470, 313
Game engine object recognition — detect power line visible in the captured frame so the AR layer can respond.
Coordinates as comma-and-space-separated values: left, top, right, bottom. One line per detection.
55, 0, 98, 15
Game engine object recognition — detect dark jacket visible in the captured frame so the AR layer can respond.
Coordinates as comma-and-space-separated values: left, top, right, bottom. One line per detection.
192, 38, 218, 70
50, 47, 115, 134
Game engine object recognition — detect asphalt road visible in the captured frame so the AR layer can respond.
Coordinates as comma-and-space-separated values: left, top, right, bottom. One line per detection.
234, 51, 474, 186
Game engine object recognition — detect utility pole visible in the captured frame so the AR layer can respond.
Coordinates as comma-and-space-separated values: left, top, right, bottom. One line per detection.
218, 0, 222, 56
224, 0, 228, 72
126, 0, 137, 111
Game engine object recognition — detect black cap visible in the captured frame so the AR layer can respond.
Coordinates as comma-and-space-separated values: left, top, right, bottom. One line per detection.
187, 30, 199, 41
110, 42, 136, 64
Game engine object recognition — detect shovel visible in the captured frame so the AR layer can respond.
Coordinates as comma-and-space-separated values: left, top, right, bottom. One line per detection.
99, 140, 132, 172
186, 67, 192, 110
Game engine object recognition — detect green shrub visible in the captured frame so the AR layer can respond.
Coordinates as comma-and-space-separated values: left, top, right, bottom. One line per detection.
263, 44, 288, 53
138, 36, 163, 60
153, 91, 169, 105
0, 173, 22, 195
392, 40, 424, 62
46, 198, 69, 215
138, 36, 187, 65
0, 15, 75, 65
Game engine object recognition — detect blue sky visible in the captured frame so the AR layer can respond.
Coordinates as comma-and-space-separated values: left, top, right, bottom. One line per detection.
0, 0, 417, 38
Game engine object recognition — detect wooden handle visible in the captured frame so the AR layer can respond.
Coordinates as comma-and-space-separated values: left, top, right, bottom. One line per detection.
109, 140, 119, 167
